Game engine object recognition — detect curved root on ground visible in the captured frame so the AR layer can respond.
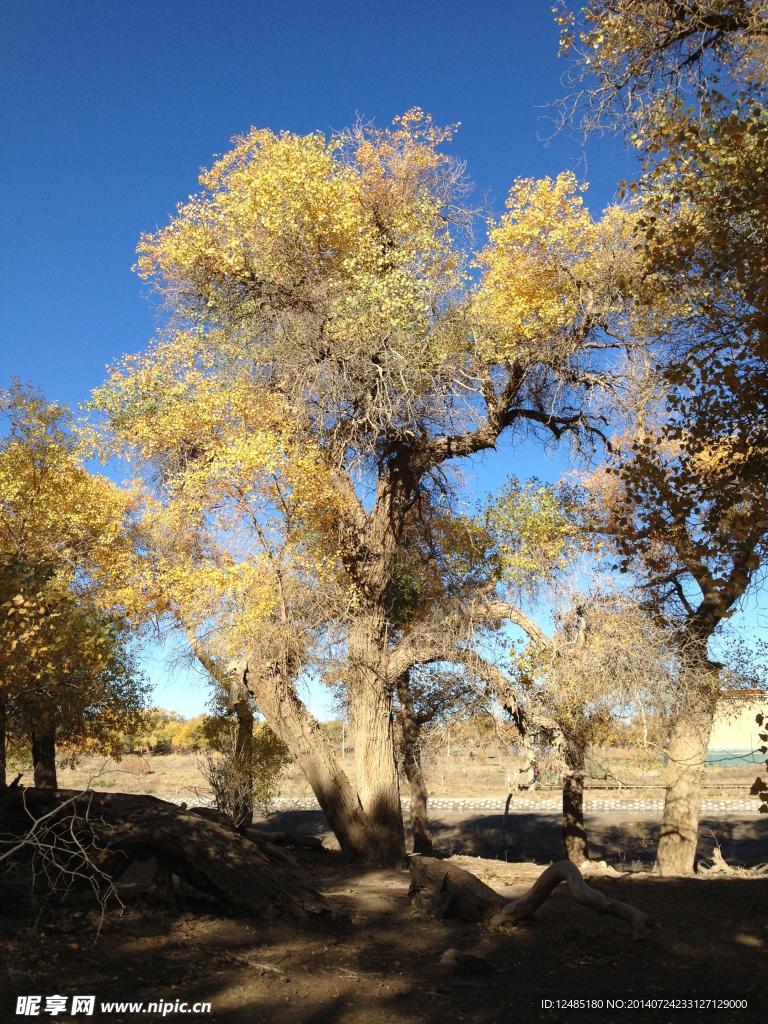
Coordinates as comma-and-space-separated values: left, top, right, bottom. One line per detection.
409, 856, 658, 939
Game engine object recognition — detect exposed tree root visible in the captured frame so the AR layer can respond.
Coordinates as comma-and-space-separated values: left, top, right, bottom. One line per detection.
701, 847, 734, 874
699, 848, 768, 877
439, 947, 494, 974
578, 859, 627, 878
409, 856, 658, 939
409, 856, 506, 922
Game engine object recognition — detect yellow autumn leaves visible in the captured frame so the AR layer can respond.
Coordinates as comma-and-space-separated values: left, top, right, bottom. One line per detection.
133, 111, 638, 380
135, 110, 460, 350
0, 385, 139, 611
476, 173, 640, 361
91, 110, 647, 663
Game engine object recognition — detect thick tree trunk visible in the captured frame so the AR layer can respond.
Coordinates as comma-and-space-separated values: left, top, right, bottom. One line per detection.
232, 699, 254, 831
348, 613, 406, 866
396, 672, 434, 856
352, 681, 405, 865
562, 741, 588, 864
31, 724, 57, 789
656, 693, 717, 876
242, 662, 379, 862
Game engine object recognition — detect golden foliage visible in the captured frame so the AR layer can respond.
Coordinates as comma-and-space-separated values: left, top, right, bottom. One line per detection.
134, 109, 462, 360
476, 174, 639, 360
0, 384, 150, 756
0, 385, 141, 685
93, 110, 645, 679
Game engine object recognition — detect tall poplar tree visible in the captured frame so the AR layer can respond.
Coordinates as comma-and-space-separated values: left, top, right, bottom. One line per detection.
95, 111, 639, 862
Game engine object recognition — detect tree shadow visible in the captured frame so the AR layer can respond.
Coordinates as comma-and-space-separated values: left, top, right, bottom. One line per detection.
262, 808, 768, 869
420, 811, 768, 868
2, 855, 766, 1023
2, 811, 767, 1023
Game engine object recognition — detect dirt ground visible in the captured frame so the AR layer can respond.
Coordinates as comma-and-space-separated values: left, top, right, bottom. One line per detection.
1, 811, 766, 1024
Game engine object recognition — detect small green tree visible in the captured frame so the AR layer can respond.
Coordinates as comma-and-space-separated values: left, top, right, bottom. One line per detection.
199, 715, 289, 829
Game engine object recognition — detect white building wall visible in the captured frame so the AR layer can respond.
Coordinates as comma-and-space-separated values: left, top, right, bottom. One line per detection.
709, 697, 766, 752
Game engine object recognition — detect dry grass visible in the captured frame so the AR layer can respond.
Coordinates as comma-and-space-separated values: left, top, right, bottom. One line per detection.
13, 746, 760, 802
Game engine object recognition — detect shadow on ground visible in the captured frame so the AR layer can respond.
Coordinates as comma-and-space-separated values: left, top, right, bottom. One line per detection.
264, 808, 768, 868
1, 811, 766, 1024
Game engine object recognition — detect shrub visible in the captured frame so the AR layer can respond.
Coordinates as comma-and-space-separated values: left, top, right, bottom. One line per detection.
198, 717, 290, 828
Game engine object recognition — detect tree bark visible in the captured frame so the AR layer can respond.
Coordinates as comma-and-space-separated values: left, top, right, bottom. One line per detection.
396, 672, 434, 856
232, 699, 254, 831
242, 661, 379, 862
338, 459, 415, 867
1, 788, 329, 919
409, 856, 657, 939
348, 613, 406, 866
351, 678, 405, 865
562, 740, 588, 864
31, 724, 57, 789
656, 691, 717, 876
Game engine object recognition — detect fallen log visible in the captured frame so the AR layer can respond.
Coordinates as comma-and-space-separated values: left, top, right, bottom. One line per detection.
409, 856, 505, 921
0, 788, 329, 919
409, 856, 657, 939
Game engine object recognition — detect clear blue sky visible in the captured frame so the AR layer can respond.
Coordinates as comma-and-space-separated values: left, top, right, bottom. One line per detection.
3, 1, 762, 716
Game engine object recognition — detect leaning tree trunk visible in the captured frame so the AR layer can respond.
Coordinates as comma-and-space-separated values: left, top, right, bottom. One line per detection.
396, 672, 434, 855
31, 721, 57, 789
349, 613, 406, 866
242, 661, 379, 862
562, 739, 588, 864
656, 690, 717, 876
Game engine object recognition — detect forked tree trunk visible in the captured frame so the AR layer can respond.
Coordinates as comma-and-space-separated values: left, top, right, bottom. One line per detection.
349, 614, 406, 866
232, 699, 255, 831
31, 723, 57, 789
396, 672, 434, 856
242, 662, 379, 861
656, 692, 717, 876
562, 740, 588, 864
